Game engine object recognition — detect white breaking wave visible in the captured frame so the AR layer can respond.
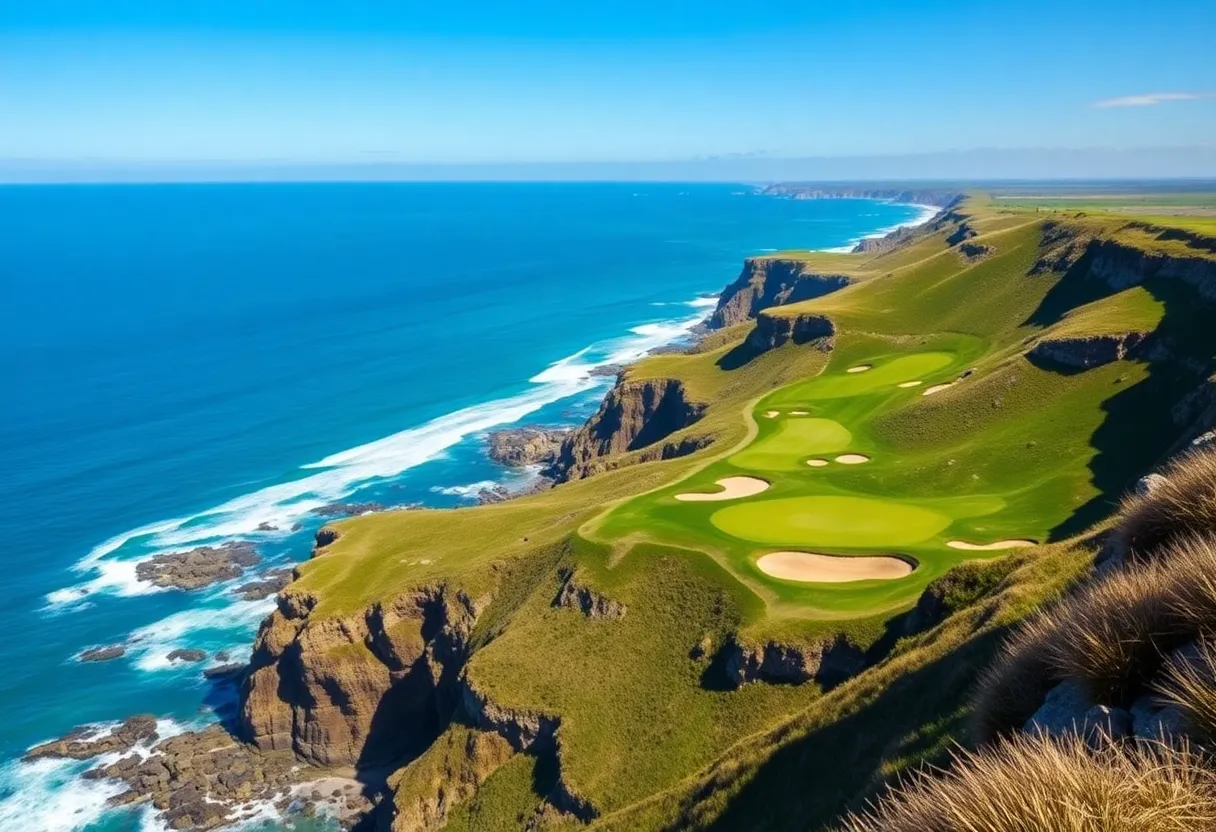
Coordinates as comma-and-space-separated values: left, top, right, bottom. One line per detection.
0, 719, 188, 832
818, 202, 943, 254
126, 596, 277, 672
430, 480, 500, 498
48, 299, 711, 611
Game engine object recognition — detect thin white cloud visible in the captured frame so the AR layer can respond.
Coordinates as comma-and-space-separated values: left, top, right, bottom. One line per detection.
1092, 91, 1216, 108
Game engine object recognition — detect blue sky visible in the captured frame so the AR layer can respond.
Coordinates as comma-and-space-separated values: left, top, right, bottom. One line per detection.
2, 1, 1214, 176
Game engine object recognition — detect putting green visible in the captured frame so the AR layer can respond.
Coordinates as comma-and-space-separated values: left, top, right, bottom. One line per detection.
729, 418, 852, 472
711, 496, 952, 548
781, 352, 954, 401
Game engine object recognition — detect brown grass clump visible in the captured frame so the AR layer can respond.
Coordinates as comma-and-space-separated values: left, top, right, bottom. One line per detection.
840, 732, 1216, 832
1157, 638, 1216, 742
972, 537, 1216, 739
1116, 447, 1216, 563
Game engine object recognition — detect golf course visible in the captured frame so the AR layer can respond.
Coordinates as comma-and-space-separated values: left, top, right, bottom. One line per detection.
234, 189, 1216, 831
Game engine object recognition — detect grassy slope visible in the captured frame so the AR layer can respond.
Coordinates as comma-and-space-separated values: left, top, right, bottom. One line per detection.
286, 196, 1216, 830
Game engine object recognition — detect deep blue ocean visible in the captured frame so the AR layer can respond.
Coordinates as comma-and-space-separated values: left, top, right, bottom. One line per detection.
0, 182, 925, 830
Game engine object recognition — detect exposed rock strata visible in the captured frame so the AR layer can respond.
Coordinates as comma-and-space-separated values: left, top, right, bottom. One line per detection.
486, 427, 570, 467
553, 572, 627, 619
1029, 332, 1149, 370
722, 635, 864, 688
746, 311, 835, 353
710, 257, 851, 329
24, 715, 160, 762
552, 377, 706, 482
240, 584, 483, 768
135, 541, 260, 590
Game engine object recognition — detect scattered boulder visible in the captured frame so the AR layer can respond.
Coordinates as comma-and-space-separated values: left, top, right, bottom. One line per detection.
135, 542, 260, 591
167, 649, 207, 664
79, 645, 126, 663
1024, 680, 1091, 737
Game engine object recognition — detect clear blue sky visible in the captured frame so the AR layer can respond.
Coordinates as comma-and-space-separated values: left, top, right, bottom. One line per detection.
2, 0, 1214, 175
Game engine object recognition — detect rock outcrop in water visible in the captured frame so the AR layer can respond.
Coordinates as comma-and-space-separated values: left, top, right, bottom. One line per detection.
135, 541, 260, 590
551, 376, 708, 481
486, 426, 570, 467
710, 257, 851, 329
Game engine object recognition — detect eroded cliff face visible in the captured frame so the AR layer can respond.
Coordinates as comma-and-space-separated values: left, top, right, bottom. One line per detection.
710, 258, 852, 329
745, 310, 835, 353
240, 581, 484, 768
721, 634, 864, 689
1029, 333, 1149, 370
551, 377, 707, 481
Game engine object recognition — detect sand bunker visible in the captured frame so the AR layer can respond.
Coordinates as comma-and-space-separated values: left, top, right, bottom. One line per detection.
764, 410, 779, 418
675, 476, 770, 502
898, 380, 923, 388
846, 364, 872, 374
835, 454, 871, 465
790, 410, 809, 415
806, 458, 830, 467
947, 539, 1037, 551
757, 551, 914, 583
922, 383, 955, 396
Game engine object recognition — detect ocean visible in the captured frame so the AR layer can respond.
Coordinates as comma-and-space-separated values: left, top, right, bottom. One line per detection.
0, 181, 929, 830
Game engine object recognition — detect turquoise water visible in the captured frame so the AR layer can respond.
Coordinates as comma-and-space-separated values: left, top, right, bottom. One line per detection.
0, 182, 924, 830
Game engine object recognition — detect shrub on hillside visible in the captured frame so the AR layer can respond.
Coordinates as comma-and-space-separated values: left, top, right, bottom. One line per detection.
839, 732, 1216, 832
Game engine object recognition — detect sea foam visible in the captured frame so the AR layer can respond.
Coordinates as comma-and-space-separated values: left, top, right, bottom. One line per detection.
47, 302, 711, 611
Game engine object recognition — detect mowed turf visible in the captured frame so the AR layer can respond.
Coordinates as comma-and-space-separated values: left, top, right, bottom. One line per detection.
711, 495, 952, 548
730, 418, 852, 471
590, 212, 1216, 623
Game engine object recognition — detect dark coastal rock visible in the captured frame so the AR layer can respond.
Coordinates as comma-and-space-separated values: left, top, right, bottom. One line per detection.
314, 527, 341, 550
852, 225, 917, 254
135, 542, 260, 591
80, 645, 126, 663
589, 363, 626, 378
24, 715, 160, 762
203, 662, 247, 681
475, 477, 555, 506
167, 649, 207, 663
255, 521, 279, 532
485, 427, 570, 467
310, 501, 386, 518
234, 567, 295, 601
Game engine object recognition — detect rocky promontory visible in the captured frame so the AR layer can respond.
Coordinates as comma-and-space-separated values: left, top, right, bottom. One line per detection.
485, 426, 570, 467
550, 376, 707, 481
135, 542, 260, 590
759, 184, 963, 209
710, 257, 851, 329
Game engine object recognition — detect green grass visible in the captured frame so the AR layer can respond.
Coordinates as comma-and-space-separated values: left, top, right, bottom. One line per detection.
710, 495, 953, 548
729, 418, 852, 471
281, 196, 1216, 830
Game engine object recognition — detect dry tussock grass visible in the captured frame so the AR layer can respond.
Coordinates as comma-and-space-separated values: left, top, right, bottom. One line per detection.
840, 732, 1216, 832
973, 536, 1216, 739
1116, 448, 1216, 563
1157, 638, 1216, 742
